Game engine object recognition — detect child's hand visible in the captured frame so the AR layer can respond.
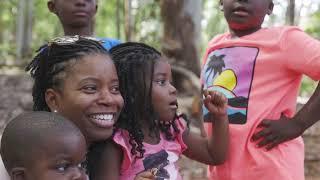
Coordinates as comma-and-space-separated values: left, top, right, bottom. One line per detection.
251, 113, 304, 150
134, 170, 155, 180
203, 90, 228, 119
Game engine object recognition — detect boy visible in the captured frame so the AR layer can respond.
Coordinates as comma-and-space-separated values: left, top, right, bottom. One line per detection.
47, 0, 120, 50
202, 0, 320, 179
0, 111, 88, 180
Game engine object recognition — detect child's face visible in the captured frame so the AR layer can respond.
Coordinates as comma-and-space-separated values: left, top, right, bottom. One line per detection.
48, 0, 97, 28
26, 133, 87, 180
47, 54, 124, 144
221, 0, 273, 30
151, 58, 178, 122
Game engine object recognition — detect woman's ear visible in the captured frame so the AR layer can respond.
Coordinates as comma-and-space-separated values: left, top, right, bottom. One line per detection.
219, 0, 223, 11
95, 4, 98, 14
267, 2, 274, 15
45, 88, 60, 112
11, 167, 26, 180
47, 0, 57, 14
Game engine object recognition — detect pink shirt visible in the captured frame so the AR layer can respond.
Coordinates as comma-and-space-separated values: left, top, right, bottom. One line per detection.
113, 117, 187, 180
202, 26, 320, 180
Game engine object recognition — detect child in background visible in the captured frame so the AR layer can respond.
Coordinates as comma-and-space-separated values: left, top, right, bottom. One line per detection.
47, 0, 120, 50
202, 0, 320, 179
89, 42, 229, 180
1, 111, 87, 180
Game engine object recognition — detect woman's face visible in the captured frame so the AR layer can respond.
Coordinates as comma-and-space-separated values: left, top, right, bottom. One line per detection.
46, 54, 124, 144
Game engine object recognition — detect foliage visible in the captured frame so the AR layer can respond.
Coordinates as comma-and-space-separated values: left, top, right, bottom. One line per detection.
305, 11, 320, 38
0, 0, 319, 96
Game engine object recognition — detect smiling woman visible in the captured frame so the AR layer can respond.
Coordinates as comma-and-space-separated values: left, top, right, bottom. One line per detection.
25, 36, 124, 145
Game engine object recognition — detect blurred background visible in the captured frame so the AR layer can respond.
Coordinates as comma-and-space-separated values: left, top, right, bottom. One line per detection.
0, 0, 319, 179
0, 0, 319, 95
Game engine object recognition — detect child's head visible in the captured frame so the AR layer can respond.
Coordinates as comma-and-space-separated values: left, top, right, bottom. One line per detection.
47, 0, 97, 35
110, 42, 181, 157
0, 111, 87, 180
26, 36, 124, 144
220, 0, 274, 32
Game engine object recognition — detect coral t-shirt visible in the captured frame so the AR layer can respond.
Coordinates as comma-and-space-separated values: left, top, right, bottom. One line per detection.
113, 117, 187, 180
202, 26, 320, 180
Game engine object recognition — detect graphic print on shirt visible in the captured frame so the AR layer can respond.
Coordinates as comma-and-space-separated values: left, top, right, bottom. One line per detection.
142, 150, 170, 180
202, 46, 258, 124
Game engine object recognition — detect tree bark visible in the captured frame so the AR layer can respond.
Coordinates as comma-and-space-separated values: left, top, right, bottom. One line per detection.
124, 0, 133, 41
116, 0, 121, 39
160, 0, 202, 94
286, 0, 295, 25
16, 0, 33, 59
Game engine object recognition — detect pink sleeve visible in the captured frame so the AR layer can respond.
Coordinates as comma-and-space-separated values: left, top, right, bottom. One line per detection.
282, 27, 320, 80
175, 117, 188, 152
112, 130, 132, 171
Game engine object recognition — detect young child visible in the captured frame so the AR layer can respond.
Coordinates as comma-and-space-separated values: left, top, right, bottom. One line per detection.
1, 111, 87, 180
89, 42, 229, 180
47, 0, 120, 50
202, 0, 320, 179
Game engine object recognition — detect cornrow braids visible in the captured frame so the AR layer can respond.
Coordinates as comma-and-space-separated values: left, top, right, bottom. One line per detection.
110, 42, 185, 158
25, 36, 110, 112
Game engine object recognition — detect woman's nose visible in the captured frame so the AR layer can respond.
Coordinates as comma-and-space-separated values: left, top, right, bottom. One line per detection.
98, 91, 116, 105
71, 167, 87, 180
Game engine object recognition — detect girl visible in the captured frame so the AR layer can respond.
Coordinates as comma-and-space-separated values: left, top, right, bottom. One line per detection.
91, 42, 229, 180
25, 36, 149, 180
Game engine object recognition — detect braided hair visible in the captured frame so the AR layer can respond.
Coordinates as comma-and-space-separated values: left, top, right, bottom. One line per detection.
25, 37, 110, 112
110, 42, 184, 158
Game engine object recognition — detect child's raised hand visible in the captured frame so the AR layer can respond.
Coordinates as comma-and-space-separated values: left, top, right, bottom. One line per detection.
134, 170, 155, 180
251, 113, 304, 150
203, 90, 228, 119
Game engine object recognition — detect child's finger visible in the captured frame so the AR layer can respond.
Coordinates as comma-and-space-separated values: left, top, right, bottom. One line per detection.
257, 134, 277, 147
251, 128, 271, 141
203, 89, 209, 97
257, 120, 271, 128
208, 91, 227, 105
134, 171, 155, 180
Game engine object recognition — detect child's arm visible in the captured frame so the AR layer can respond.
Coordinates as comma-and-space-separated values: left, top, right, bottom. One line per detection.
252, 82, 320, 150
89, 140, 122, 180
182, 90, 229, 165
88, 140, 155, 180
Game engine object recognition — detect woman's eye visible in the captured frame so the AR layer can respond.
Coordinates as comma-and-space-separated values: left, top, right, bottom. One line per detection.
82, 85, 97, 93
56, 164, 68, 172
110, 86, 120, 94
78, 161, 87, 170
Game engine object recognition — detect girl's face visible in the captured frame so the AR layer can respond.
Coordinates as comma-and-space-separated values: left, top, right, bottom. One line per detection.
151, 58, 177, 122
46, 54, 124, 144
221, 0, 273, 30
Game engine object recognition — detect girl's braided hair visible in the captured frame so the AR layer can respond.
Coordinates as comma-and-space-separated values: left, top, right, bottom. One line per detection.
110, 42, 187, 158
25, 36, 110, 111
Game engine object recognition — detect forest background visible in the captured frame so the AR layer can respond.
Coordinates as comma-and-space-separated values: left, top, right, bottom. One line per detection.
0, 0, 319, 97
0, 0, 320, 179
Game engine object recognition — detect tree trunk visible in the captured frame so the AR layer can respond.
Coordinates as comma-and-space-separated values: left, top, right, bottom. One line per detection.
124, 0, 133, 41
116, 0, 121, 39
286, 0, 295, 25
160, 0, 202, 94
16, 0, 33, 59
